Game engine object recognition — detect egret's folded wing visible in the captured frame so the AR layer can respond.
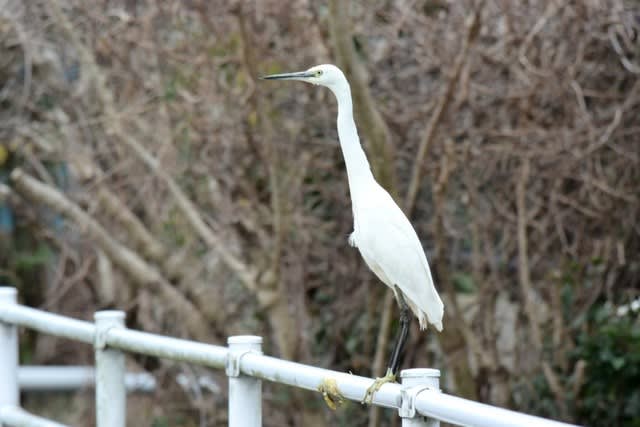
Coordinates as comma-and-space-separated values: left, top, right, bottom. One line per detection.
356, 193, 444, 331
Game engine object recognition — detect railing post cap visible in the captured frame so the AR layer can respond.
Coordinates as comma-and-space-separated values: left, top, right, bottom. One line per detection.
400, 368, 440, 379
94, 310, 126, 322
227, 335, 262, 345
399, 368, 441, 419
226, 335, 263, 377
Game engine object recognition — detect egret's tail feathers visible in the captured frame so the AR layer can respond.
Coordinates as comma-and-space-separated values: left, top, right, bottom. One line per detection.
414, 297, 443, 331
431, 318, 443, 332
418, 312, 443, 331
418, 314, 428, 330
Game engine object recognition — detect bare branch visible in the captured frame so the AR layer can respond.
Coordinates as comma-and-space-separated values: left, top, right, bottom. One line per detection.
10, 169, 208, 336
516, 158, 543, 350
328, 0, 396, 192
404, 3, 483, 215
96, 186, 166, 261
47, 0, 258, 294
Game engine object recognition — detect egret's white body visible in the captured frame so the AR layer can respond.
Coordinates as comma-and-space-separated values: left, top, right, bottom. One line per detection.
348, 184, 443, 331
265, 64, 444, 332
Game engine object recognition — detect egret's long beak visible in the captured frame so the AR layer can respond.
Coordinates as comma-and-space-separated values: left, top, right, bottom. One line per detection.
260, 70, 315, 81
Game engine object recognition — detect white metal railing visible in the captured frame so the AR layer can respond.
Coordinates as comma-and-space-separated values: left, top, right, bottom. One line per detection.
0, 287, 581, 427
17, 366, 155, 392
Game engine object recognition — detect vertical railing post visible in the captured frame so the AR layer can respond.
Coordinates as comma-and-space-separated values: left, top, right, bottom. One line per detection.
94, 311, 126, 427
0, 287, 19, 424
399, 368, 441, 427
226, 335, 263, 427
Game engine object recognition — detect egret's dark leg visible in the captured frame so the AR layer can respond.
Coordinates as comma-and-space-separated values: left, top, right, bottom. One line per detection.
362, 285, 412, 404
387, 285, 411, 376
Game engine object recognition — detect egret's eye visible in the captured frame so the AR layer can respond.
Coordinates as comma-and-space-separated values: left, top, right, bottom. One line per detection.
315, 70, 323, 77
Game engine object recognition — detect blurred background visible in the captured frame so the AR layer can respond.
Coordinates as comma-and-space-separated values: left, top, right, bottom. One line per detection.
0, 0, 639, 426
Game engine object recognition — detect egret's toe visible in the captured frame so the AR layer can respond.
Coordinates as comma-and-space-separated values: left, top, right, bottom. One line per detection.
362, 369, 396, 404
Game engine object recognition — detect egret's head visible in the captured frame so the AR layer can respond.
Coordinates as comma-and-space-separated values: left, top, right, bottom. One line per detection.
261, 64, 346, 91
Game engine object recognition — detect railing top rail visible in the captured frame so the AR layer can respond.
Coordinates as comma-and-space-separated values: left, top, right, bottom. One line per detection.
106, 328, 228, 368
0, 303, 94, 344
0, 303, 227, 368
0, 298, 580, 427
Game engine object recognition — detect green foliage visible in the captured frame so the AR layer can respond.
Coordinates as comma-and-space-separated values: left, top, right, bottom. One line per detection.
573, 304, 640, 426
151, 416, 170, 427
13, 243, 52, 270
452, 272, 476, 293
151, 415, 191, 427
421, 0, 449, 16
163, 78, 178, 101
161, 208, 188, 247
35, 93, 56, 110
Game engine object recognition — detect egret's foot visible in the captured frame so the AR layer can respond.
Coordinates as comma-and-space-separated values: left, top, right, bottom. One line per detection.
318, 378, 346, 410
362, 369, 396, 404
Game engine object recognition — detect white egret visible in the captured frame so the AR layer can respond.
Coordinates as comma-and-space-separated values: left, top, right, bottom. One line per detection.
262, 64, 444, 404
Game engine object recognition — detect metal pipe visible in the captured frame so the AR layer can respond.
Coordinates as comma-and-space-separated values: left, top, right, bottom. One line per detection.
237, 352, 577, 426
0, 287, 19, 420
0, 299, 580, 427
0, 303, 227, 368
238, 351, 402, 409
17, 366, 156, 392
0, 406, 68, 427
104, 328, 227, 368
0, 301, 94, 344
94, 311, 126, 427
413, 388, 575, 427
227, 336, 262, 427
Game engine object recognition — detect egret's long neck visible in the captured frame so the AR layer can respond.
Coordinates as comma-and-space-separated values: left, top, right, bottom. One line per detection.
333, 84, 375, 207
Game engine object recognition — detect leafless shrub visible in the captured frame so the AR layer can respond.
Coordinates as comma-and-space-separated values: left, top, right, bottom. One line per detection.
1, 0, 638, 425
